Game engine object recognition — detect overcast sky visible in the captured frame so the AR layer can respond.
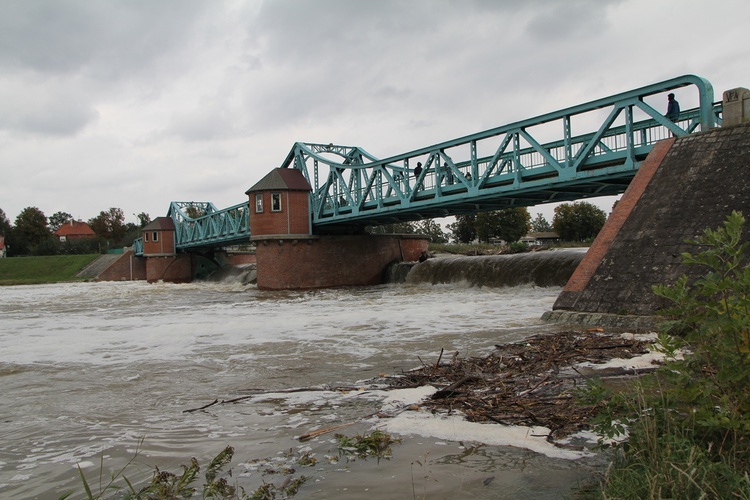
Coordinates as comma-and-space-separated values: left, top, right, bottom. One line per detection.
1, 0, 749, 226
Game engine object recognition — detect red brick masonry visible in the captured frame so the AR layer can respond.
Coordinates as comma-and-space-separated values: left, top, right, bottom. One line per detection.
255, 234, 428, 290
96, 251, 147, 281
554, 138, 674, 306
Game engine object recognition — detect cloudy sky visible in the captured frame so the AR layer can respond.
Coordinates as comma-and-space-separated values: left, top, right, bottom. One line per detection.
1, 0, 749, 227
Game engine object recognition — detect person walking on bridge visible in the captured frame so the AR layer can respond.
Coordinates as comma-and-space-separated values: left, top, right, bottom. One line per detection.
666, 93, 680, 122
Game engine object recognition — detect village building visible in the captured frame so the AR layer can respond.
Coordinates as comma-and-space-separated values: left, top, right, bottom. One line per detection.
54, 220, 96, 242
521, 231, 561, 246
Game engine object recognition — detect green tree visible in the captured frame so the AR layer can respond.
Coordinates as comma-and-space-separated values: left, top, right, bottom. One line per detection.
475, 208, 530, 243
185, 205, 206, 219
530, 213, 552, 232
48, 211, 73, 232
552, 202, 606, 242
12, 207, 50, 255
135, 212, 151, 228
0, 208, 11, 237
413, 219, 448, 243
88, 207, 127, 243
448, 214, 476, 243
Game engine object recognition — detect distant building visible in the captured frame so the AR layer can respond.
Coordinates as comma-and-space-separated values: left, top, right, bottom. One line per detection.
55, 220, 96, 242
0, 235, 6, 258
521, 231, 561, 246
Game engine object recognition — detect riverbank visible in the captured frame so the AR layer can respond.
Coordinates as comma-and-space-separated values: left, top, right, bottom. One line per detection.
0, 254, 100, 285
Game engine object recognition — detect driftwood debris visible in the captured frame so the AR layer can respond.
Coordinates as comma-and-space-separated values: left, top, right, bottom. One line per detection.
182, 330, 655, 442
385, 330, 654, 439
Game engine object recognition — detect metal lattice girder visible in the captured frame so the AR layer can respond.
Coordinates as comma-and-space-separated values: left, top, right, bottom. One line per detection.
136, 74, 721, 252
279, 75, 717, 230
167, 201, 250, 250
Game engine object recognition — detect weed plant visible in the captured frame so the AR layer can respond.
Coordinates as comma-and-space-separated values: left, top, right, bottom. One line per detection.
335, 429, 401, 462
586, 211, 750, 498
62, 430, 400, 499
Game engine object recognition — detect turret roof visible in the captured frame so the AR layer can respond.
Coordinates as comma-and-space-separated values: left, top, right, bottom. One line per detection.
245, 168, 312, 194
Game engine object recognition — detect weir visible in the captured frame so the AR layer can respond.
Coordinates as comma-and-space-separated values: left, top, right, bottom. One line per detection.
395, 249, 586, 288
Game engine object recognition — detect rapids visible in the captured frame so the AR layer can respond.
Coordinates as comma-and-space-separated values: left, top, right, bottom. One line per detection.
0, 250, 605, 499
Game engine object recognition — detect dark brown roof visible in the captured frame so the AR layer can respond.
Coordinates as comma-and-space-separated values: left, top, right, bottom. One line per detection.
245, 168, 312, 194
143, 217, 176, 231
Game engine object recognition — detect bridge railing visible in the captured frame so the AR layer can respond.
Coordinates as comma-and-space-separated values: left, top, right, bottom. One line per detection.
281, 75, 717, 227
132, 237, 143, 256
168, 201, 251, 249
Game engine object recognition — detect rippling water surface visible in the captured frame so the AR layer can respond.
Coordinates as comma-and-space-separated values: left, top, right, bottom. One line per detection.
0, 279, 602, 498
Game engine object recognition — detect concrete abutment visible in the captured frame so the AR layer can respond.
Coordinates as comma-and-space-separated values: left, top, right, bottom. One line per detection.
548, 120, 750, 328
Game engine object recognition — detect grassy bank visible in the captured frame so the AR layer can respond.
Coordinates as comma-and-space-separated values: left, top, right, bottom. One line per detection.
0, 254, 100, 286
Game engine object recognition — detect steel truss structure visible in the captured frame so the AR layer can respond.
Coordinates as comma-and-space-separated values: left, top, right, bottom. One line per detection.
282, 75, 719, 232
134, 75, 720, 254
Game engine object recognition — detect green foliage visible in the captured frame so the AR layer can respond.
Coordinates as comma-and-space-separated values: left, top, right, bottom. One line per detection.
88, 207, 127, 244
366, 218, 448, 243
68, 444, 311, 500
475, 207, 530, 244
653, 210, 750, 430
336, 430, 401, 462
0, 207, 12, 236
447, 214, 476, 243
507, 241, 528, 254
530, 212, 552, 232
49, 211, 74, 232
0, 254, 100, 285
591, 211, 750, 498
11, 206, 50, 255
412, 219, 448, 243
136, 212, 152, 228
552, 201, 606, 242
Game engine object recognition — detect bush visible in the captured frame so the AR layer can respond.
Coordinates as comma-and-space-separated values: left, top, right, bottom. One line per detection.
591, 211, 750, 498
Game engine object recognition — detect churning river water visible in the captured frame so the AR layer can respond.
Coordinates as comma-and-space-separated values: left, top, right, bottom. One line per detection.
0, 269, 607, 499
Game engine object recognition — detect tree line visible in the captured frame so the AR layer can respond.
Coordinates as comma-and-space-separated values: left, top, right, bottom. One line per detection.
0, 200, 608, 257
0, 206, 151, 257
368, 201, 608, 245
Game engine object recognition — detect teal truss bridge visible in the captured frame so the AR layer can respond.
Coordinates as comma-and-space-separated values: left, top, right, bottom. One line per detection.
133, 74, 721, 255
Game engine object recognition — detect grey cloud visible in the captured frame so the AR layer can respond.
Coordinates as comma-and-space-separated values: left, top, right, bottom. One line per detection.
524, 0, 622, 41
0, 0, 210, 80
0, 75, 99, 135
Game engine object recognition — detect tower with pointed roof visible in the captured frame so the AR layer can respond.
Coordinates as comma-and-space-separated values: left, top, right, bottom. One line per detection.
245, 168, 313, 238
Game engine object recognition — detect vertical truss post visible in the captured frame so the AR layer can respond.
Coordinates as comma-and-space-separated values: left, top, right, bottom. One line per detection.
470, 140, 478, 183
563, 116, 572, 169
625, 105, 635, 168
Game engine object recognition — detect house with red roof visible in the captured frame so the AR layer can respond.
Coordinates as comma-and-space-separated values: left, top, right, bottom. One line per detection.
54, 220, 96, 242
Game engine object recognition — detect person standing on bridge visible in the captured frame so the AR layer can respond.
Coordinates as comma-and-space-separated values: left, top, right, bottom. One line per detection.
444, 162, 454, 185
414, 162, 423, 178
666, 93, 680, 122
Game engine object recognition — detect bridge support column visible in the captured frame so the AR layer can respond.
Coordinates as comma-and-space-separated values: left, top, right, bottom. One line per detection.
146, 255, 194, 284
252, 234, 428, 290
